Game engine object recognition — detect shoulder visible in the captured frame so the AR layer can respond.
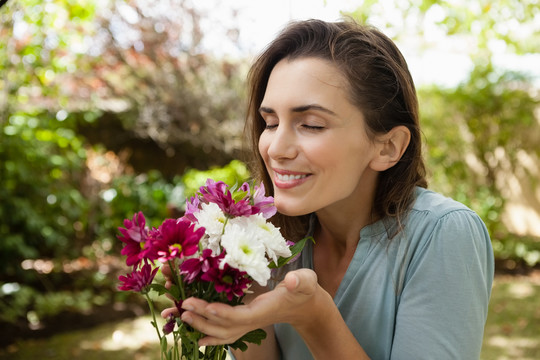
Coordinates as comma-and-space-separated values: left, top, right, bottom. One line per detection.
390, 188, 494, 359
402, 188, 493, 268
403, 187, 492, 255
410, 187, 472, 217
407, 188, 484, 227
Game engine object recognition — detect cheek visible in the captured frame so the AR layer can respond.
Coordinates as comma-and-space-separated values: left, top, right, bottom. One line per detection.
304, 137, 343, 165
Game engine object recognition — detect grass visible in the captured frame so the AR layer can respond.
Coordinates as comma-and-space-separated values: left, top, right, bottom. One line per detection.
481, 272, 540, 360
1, 273, 539, 360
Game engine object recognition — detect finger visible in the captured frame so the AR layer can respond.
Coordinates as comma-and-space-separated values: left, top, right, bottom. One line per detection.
199, 335, 239, 347
181, 297, 210, 313
161, 306, 180, 319
164, 279, 176, 301
284, 269, 318, 296
181, 297, 221, 321
161, 263, 172, 278
182, 298, 240, 325
180, 311, 240, 344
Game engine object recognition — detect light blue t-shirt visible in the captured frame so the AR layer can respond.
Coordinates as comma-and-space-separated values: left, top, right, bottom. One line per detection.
274, 187, 494, 359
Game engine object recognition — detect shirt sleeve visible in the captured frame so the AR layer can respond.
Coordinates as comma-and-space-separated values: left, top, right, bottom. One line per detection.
390, 209, 494, 359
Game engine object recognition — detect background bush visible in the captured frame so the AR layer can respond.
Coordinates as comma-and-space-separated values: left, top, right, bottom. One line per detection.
0, 0, 538, 343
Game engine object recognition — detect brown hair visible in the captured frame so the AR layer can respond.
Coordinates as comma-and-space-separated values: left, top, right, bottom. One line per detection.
244, 19, 427, 241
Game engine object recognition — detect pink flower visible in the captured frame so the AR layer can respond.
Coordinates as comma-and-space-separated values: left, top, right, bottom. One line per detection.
180, 249, 251, 301
117, 212, 149, 267
286, 240, 301, 263
207, 260, 251, 301
184, 195, 200, 223
238, 182, 250, 193
198, 179, 253, 217
251, 183, 276, 218
146, 218, 205, 263
118, 262, 158, 293
180, 249, 215, 283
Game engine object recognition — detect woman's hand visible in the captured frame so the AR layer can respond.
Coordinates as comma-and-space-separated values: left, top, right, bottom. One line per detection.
160, 268, 322, 347
160, 268, 369, 359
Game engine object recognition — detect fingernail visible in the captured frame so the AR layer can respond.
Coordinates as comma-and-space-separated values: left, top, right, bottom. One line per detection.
182, 304, 194, 311
293, 274, 299, 288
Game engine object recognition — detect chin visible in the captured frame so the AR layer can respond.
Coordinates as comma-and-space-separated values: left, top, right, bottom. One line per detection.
275, 203, 311, 217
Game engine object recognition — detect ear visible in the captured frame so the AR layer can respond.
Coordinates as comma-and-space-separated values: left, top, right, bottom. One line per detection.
369, 126, 411, 171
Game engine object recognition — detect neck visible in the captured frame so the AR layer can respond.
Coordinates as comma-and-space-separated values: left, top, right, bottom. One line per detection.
315, 178, 379, 251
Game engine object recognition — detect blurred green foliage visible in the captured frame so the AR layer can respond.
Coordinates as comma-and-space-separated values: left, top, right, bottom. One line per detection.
0, 110, 88, 279
182, 160, 250, 199
420, 63, 539, 239
0, 0, 539, 340
347, 0, 540, 267
0, 0, 249, 331
94, 160, 250, 245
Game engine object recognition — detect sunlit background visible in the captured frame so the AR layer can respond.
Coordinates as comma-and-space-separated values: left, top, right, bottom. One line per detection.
1, 0, 539, 359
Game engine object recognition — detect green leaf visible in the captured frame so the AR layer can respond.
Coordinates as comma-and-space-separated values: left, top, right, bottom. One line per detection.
149, 283, 180, 300
228, 328, 267, 351
185, 329, 203, 344
160, 334, 168, 354
150, 283, 169, 295
269, 236, 314, 269
232, 190, 248, 202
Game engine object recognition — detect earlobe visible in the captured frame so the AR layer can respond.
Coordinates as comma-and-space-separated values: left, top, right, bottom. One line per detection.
369, 126, 411, 171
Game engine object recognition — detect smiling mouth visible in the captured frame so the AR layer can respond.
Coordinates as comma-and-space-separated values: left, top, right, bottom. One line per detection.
272, 170, 311, 189
275, 173, 308, 181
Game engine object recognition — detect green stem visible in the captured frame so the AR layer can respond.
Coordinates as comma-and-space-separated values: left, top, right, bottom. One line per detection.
145, 293, 163, 358
174, 331, 180, 360
221, 217, 229, 236
217, 345, 225, 360
192, 338, 199, 360
168, 259, 186, 300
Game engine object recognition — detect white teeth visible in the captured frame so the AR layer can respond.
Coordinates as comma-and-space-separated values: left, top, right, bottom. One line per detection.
276, 173, 307, 181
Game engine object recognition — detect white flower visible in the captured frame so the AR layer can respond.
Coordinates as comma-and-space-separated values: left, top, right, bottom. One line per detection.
194, 202, 227, 254
230, 214, 291, 265
220, 222, 270, 286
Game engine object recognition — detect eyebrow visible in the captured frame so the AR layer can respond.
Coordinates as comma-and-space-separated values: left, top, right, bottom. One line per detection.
259, 104, 337, 116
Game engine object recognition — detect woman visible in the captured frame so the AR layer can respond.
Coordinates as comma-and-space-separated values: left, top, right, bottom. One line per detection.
163, 19, 494, 359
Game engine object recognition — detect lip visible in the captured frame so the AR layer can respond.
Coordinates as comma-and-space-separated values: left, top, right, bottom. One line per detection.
272, 168, 311, 189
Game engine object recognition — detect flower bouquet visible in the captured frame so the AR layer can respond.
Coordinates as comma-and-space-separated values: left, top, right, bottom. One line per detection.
117, 179, 306, 360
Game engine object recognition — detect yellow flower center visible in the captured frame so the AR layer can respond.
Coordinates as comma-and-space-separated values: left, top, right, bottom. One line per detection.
240, 244, 251, 255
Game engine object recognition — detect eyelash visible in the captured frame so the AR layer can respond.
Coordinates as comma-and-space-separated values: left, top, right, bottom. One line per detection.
263, 123, 325, 131
264, 124, 324, 131
302, 125, 324, 130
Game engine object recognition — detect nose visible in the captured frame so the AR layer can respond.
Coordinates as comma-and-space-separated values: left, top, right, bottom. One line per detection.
266, 124, 298, 160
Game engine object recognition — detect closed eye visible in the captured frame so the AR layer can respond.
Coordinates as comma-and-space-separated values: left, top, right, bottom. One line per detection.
302, 124, 325, 130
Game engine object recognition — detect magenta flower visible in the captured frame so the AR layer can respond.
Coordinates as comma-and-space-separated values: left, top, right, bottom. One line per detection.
180, 249, 215, 283
206, 260, 251, 301
118, 262, 158, 294
146, 218, 205, 263
198, 179, 253, 217
251, 183, 276, 218
118, 212, 149, 267
238, 182, 250, 193
163, 315, 176, 335
180, 249, 251, 300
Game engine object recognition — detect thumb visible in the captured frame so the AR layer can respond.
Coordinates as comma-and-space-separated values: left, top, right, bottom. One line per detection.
284, 269, 318, 296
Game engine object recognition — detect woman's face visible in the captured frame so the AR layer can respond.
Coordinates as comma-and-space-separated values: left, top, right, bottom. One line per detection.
258, 57, 381, 216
